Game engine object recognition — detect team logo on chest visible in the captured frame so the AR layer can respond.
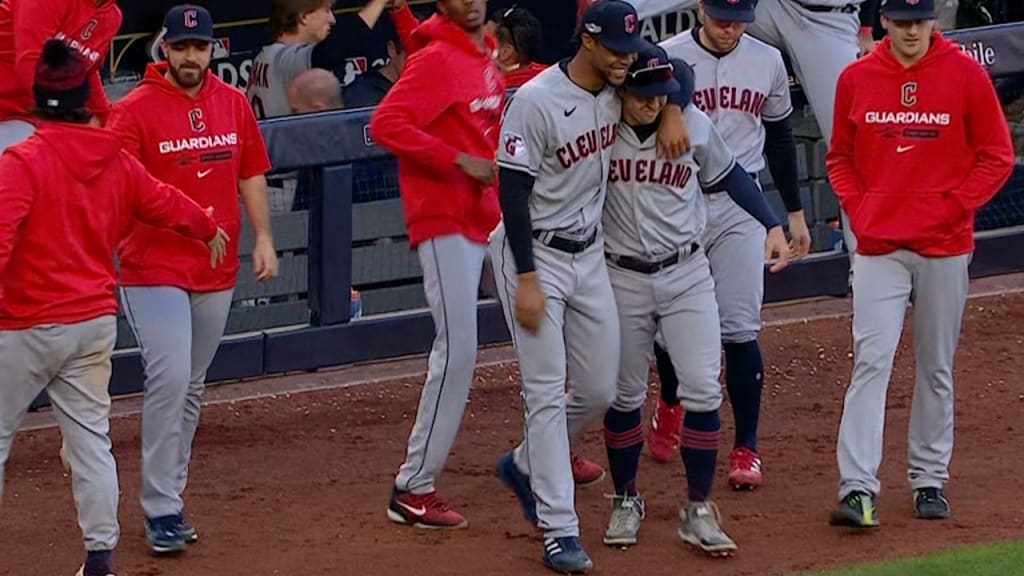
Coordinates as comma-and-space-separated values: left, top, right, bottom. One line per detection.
610, 157, 693, 188
81, 19, 97, 40
555, 123, 618, 169
901, 82, 917, 107
693, 85, 768, 116
189, 108, 207, 133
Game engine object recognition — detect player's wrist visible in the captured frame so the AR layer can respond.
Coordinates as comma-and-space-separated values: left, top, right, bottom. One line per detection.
518, 271, 538, 284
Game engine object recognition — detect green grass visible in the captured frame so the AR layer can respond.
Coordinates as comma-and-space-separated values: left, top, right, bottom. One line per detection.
797, 540, 1024, 576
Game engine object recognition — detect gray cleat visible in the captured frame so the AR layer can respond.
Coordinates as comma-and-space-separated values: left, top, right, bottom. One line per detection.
678, 501, 737, 557
603, 494, 645, 547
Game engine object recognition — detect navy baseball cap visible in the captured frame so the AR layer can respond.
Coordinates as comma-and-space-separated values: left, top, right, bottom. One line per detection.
880, 0, 936, 20
703, 0, 756, 23
163, 5, 215, 44
580, 0, 647, 54
624, 42, 680, 98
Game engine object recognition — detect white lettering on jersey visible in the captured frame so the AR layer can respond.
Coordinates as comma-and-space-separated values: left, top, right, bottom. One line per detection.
159, 133, 240, 154
54, 32, 100, 63
555, 124, 618, 169
469, 95, 503, 113
864, 111, 951, 125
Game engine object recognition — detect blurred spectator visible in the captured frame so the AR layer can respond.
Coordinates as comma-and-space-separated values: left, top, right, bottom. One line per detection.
342, 22, 407, 108
936, 0, 958, 29
489, 6, 547, 87
288, 68, 344, 112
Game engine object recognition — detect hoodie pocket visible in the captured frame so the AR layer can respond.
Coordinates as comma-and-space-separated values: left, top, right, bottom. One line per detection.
851, 189, 964, 245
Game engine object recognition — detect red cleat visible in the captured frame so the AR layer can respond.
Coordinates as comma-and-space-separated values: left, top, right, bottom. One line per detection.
728, 447, 763, 491
648, 397, 683, 463
387, 488, 469, 529
571, 452, 606, 486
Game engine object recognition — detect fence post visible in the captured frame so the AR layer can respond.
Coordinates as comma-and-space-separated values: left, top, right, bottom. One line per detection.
308, 165, 354, 326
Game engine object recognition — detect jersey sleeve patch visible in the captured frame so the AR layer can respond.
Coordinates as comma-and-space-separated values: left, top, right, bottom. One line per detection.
502, 132, 528, 162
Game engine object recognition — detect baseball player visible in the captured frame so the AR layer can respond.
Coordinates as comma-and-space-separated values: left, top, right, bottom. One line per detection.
105, 5, 277, 554
599, 42, 791, 555
369, 0, 505, 530
490, 1, 690, 572
0, 40, 225, 576
827, 0, 1013, 528
489, 6, 548, 88
647, 0, 811, 491
0, 0, 122, 151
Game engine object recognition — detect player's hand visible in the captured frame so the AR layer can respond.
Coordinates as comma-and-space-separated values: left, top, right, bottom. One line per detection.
764, 225, 792, 273
456, 153, 497, 185
514, 272, 545, 334
656, 104, 691, 159
207, 227, 230, 269
787, 211, 812, 258
252, 235, 279, 282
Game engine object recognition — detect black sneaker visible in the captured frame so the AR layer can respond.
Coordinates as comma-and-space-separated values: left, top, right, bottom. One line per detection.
830, 491, 879, 528
914, 488, 950, 519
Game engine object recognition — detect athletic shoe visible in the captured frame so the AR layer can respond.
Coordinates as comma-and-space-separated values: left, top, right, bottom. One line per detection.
386, 488, 468, 529
914, 487, 951, 520
603, 494, 645, 547
830, 491, 879, 528
145, 515, 187, 554
75, 566, 115, 576
727, 447, 763, 491
648, 398, 683, 463
177, 515, 198, 543
495, 452, 538, 524
678, 501, 736, 557
542, 536, 593, 574
571, 453, 605, 486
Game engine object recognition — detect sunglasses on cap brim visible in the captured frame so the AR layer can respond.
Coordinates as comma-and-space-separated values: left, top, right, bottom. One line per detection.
626, 63, 674, 85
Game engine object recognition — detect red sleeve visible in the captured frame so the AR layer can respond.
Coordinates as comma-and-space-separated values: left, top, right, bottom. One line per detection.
125, 153, 218, 241
13, 0, 65, 99
954, 63, 1015, 213
0, 156, 36, 279
105, 103, 145, 160
389, 5, 419, 55
369, 47, 461, 171
87, 70, 113, 125
238, 98, 271, 180
824, 69, 861, 214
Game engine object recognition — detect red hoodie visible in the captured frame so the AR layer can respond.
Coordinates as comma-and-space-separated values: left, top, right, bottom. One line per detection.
504, 62, 549, 88
0, 0, 122, 123
107, 63, 272, 291
826, 33, 1014, 257
0, 122, 217, 330
370, 15, 505, 248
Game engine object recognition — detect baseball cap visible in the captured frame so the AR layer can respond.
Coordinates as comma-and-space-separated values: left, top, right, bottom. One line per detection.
624, 42, 680, 98
702, 0, 756, 23
34, 40, 90, 112
163, 4, 215, 44
579, 0, 647, 55
880, 0, 936, 21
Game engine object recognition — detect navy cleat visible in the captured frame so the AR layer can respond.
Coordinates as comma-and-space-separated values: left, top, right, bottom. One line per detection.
543, 536, 593, 574
495, 452, 538, 524
145, 515, 186, 554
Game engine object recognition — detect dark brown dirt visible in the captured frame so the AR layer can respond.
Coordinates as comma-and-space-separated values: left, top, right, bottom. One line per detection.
3, 293, 1023, 576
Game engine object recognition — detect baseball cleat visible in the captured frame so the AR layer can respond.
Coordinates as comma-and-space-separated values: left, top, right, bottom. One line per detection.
571, 453, 605, 486
145, 515, 187, 555
678, 501, 737, 557
542, 536, 593, 574
830, 491, 879, 528
727, 447, 762, 491
603, 494, 645, 547
177, 515, 198, 543
913, 487, 951, 520
75, 566, 115, 576
648, 398, 682, 463
386, 487, 468, 529
496, 452, 538, 524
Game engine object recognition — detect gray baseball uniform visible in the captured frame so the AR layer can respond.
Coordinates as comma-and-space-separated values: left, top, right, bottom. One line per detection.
604, 105, 735, 413
660, 31, 792, 343
490, 64, 621, 538
247, 42, 315, 120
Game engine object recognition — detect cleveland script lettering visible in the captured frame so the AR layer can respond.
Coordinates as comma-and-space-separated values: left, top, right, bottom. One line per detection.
692, 86, 768, 116
609, 157, 693, 189
158, 133, 240, 154
555, 123, 618, 169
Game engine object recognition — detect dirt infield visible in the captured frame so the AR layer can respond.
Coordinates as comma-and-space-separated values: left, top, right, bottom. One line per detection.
3, 291, 1024, 576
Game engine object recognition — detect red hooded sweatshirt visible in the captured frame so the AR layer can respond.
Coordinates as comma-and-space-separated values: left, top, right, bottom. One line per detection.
0, 0, 122, 123
107, 63, 272, 292
826, 33, 1014, 257
0, 122, 218, 330
370, 14, 505, 248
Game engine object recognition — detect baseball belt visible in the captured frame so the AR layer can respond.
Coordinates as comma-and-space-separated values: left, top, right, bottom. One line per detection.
606, 242, 702, 274
533, 228, 598, 254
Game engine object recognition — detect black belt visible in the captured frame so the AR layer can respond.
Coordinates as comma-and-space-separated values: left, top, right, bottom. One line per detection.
703, 172, 758, 194
792, 0, 858, 13
606, 243, 701, 274
533, 229, 598, 254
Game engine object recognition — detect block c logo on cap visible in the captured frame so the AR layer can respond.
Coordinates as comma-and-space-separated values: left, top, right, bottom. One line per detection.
624, 13, 637, 33
184, 9, 199, 28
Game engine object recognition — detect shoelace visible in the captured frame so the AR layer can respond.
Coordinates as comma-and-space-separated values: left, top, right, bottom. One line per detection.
604, 493, 646, 520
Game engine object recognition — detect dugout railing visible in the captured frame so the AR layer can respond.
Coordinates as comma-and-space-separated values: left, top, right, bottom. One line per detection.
25, 22, 1024, 410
